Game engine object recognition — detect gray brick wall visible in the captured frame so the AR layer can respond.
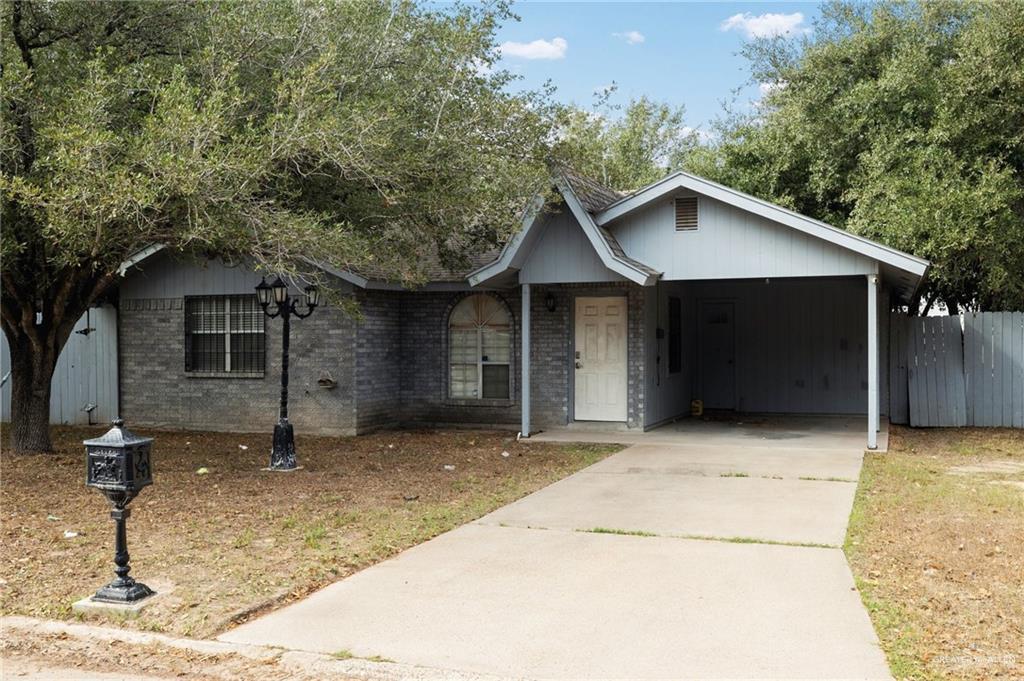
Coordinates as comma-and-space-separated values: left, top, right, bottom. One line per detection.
373, 282, 646, 430
120, 282, 647, 435
529, 286, 572, 427
530, 283, 646, 429
396, 289, 524, 427
120, 298, 357, 435
354, 290, 403, 431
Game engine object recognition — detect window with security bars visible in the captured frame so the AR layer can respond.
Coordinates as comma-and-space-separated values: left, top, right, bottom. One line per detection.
185, 296, 265, 373
449, 294, 512, 399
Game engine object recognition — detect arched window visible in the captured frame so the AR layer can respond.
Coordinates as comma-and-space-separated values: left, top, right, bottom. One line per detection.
449, 294, 512, 399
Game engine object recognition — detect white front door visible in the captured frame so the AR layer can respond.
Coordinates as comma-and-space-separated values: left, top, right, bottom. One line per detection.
574, 296, 628, 422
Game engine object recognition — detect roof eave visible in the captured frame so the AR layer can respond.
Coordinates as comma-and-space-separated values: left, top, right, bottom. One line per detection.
554, 175, 659, 286
594, 171, 930, 281
118, 243, 167, 276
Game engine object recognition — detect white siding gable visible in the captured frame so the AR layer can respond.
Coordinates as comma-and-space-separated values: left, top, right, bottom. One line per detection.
610, 192, 877, 281
519, 208, 625, 284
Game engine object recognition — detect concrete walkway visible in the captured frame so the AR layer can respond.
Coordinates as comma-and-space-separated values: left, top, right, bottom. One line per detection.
220, 418, 891, 680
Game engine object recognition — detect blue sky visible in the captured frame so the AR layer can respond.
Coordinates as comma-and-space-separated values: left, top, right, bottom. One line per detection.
491, 2, 822, 132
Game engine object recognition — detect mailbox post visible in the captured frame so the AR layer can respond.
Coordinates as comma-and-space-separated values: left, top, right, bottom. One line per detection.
84, 419, 154, 604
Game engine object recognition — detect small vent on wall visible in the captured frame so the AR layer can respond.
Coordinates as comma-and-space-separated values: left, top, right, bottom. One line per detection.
675, 196, 699, 231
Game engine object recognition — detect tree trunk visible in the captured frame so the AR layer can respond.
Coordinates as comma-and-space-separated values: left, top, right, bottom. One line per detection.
2, 265, 116, 454
6, 334, 58, 453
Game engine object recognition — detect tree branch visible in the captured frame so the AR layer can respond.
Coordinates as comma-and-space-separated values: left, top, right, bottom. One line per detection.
9, 0, 37, 170
11, 0, 35, 70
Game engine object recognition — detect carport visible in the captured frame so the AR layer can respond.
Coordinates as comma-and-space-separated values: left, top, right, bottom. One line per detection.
643, 275, 890, 444
470, 169, 929, 449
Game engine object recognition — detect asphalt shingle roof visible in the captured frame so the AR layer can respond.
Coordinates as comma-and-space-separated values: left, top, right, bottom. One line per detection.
346, 168, 656, 284
557, 167, 625, 213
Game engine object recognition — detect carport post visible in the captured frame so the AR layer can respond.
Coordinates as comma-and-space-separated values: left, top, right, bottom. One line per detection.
867, 274, 879, 450
521, 283, 531, 438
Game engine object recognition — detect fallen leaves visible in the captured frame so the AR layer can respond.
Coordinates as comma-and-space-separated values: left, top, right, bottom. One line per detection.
847, 426, 1024, 680
1, 425, 617, 641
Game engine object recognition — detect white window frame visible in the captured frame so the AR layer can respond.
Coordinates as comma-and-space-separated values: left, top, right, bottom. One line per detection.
448, 295, 512, 400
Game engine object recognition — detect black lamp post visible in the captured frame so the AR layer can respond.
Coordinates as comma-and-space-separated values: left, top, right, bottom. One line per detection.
255, 276, 320, 470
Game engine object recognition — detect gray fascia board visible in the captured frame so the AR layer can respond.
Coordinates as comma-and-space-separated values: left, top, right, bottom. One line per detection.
117, 243, 167, 277
554, 177, 658, 286
300, 258, 370, 288
467, 195, 546, 286
595, 172, 930, 279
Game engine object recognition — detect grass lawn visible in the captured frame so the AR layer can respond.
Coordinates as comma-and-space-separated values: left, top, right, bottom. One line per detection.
1, 425, 619, 639
845, 426, 1024, 680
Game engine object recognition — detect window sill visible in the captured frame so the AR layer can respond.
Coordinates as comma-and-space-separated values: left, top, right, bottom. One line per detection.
186, 371, 265, 379
444, 398, 515, 408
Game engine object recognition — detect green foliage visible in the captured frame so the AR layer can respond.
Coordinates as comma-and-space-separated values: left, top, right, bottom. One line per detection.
552, 87, 698, 192
1, 0, 556, 450
1, 0, 554, 300
688, 1, 1024, 311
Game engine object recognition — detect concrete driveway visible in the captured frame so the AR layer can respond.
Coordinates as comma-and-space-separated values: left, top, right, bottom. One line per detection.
220, 417, 891, 680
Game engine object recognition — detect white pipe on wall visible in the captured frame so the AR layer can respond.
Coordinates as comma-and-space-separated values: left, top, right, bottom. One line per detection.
867, 274, 879, 449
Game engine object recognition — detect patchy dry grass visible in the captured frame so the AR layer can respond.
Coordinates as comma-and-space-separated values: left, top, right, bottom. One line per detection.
585, 527, 658, 537
845, 427, 1024, 680
0, 425, 619, 639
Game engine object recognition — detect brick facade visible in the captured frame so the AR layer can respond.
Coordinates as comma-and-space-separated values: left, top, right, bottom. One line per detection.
353, 290, 403, 431
120, 298, 357, 435
395, 289, 523, 428
120, 282, 647, 435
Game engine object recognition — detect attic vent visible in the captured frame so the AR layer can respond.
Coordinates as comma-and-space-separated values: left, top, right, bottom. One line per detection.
675, 197, 699, 231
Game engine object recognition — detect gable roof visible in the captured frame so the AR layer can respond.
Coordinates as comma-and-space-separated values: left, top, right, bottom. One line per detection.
468, 172, 661, 287
558, 166, 625, 213
595, 171, 929, 280
320, 247, 501, 288
122, 169, 929, 297
121, 242, 499, 291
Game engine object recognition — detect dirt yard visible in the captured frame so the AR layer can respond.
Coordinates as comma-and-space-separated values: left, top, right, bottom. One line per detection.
0, 425, 619, 639
846, 427, 1024, 680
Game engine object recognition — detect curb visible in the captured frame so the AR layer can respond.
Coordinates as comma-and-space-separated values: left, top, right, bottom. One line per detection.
1, 616, 513, 681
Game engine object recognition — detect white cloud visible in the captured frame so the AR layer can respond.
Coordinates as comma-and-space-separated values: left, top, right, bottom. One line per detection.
720, 12, 806, 39
681, 126, 717, 144
471, 58, 493, 76
612, 30, 645, 45
758, 80, 787, 97
498, 37, 568, 60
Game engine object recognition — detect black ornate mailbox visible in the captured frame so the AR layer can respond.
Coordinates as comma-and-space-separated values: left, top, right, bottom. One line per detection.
84, 418, 154, 603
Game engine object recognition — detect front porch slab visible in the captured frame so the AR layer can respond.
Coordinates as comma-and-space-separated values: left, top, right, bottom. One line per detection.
532, 414, 889, 453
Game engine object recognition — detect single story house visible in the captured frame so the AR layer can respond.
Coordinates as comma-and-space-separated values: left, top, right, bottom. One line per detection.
112, 168, 929, 446
110, 169, 928, 449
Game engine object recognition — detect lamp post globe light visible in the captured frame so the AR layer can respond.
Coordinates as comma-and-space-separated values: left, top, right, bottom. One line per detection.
255, 276, 319, 470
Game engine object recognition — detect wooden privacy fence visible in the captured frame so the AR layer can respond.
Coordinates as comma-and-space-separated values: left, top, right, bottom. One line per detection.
965, 311, 1024, 427
889, 311, 1024, 428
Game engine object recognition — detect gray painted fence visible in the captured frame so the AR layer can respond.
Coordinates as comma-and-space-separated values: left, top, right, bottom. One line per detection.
0, 305, 119, 425
965, 311, 1024, 428
906, 315, 967, 427
890, 311, 1024, 428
